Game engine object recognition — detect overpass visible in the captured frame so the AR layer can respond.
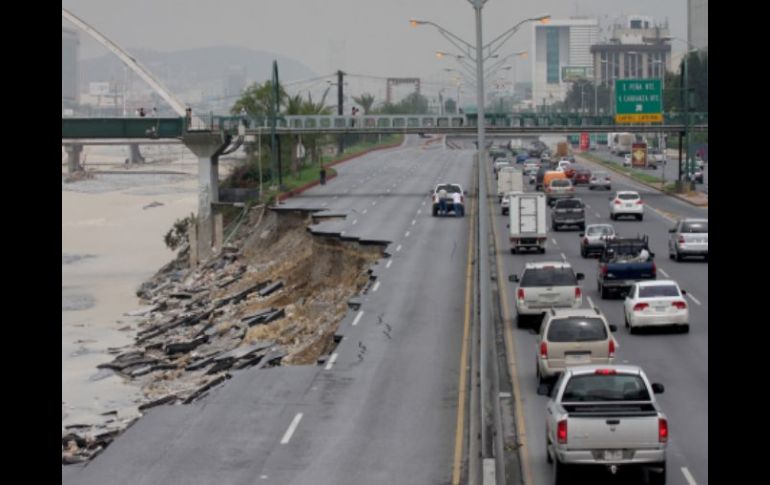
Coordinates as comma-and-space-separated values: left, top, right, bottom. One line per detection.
62, 112, 708, 141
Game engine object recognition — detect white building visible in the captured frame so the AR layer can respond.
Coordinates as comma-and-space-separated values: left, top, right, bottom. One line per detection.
531, 18, 599, 109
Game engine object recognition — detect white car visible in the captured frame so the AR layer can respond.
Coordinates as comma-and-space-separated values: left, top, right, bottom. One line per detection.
624, 280, 689, 333
669, 218, 708, 261
509, 262, 585, 329
557, 160, 571, 172
609, 191, 644, 221
623, 154, 632, 167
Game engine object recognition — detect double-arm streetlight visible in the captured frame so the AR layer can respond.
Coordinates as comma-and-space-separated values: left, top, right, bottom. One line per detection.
411, 5, 549, 481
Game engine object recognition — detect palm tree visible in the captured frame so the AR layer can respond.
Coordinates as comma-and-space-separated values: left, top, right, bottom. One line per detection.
352, 93, 375, 114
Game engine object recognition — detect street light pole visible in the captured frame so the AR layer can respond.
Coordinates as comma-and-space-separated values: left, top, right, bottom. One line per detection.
470, 0, 491, 467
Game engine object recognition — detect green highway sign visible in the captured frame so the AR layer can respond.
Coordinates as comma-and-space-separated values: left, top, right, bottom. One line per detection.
615, 79, 662, 123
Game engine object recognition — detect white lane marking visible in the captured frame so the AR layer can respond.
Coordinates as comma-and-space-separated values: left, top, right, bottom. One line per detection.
386, 259, 393, 268
387, 188, 391, 193
658, 268, 670, 278
280, 413, 304, 444
396, 244, 402, 252
417, 209, 422, 215
686, 293, 702, 306
372, 281, 381, 292
585, 204, 591, 209
334, 196, 338, 199
352, 311, 365, 326
411, 219, 416, 225
405, 231, 410, 238
587, 296, 595, 309
560, 252, 566, 260
551, 238, 558, 245
422, 201, 426, 206
362, 209, 367, 214
681, 467, 697, 485
595, 212, 601, 218
321, 202, 328, 207
352, 219, 358, 225
372, 201, 377, 206
324, 353, 339, 370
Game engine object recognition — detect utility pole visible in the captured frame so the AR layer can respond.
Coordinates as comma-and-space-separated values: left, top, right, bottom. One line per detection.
271, 60, 282, 187
337, 70, 344, 155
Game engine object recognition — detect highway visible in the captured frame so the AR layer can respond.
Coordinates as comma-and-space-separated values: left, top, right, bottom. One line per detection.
62, 136, 707, 485
63, 135, 477, 485
487, 147, 708, 485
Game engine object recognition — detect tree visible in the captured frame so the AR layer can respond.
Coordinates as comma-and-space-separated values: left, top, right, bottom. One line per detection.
352, 93, 375, 114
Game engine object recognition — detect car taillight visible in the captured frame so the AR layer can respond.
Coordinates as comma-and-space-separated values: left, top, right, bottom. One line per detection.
614, 199, 621, 205
608, 338, 615, 357
659, 418, 668, 443
595, 369, 616, 375
672, 301, 687, 309
651, 261, 656, 276
517, 289, 525, 301
583, 237, 589, 245
633, 303, 649, 311
575, 287, 582, 299
678, 236, 685, 244
557, 420, 568, 444
636, 200, 643, 205
600, 264, 608, 276
540, 341, 548, 358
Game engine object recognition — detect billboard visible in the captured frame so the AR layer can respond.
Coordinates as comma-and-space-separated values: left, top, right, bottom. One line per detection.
631, 143, 648, 168
562, 66, 594, 82
579, 133, 590, 151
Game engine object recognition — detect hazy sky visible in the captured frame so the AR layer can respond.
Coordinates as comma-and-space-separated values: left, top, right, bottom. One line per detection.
63, 0, 691, 86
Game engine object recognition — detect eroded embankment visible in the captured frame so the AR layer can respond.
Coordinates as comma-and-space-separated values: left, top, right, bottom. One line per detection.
62, 207, 385, 464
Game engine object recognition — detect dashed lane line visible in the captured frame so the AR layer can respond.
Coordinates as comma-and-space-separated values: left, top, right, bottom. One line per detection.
686, 293, 702, 306
351, 311, 365, 326
324, 353, 338, 370
280, 413, 303, 444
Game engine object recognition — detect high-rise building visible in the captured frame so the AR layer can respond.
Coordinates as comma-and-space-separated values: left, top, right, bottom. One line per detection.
590, 16, 671, 88
62, 26, 79, 109
532, 18, 599, 109
689, 0, 708, 51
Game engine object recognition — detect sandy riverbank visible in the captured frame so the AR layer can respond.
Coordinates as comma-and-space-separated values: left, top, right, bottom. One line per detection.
62, 145, 236, 432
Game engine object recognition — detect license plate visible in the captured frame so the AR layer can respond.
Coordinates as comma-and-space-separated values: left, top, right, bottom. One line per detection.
625, 204, 634, 208
566, 354, 591, 365
604, 450, 623, 461
654, 305, 667, 312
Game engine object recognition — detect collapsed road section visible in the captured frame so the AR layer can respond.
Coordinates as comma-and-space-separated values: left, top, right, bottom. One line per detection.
62, 206, 386, 464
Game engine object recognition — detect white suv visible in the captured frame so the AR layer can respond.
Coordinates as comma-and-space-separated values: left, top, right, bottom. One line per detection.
537, 308, 618, 385
509, 262, 585, 329
609, 191, 644, 221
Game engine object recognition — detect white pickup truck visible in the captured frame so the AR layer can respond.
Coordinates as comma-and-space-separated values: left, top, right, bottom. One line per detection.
539, 365, 668, 485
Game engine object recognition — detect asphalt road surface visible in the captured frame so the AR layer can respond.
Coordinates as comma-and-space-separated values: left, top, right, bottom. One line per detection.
63, 135, 476, 485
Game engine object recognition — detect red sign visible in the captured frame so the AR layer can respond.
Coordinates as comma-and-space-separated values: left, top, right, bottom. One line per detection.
579, 132, 590, 151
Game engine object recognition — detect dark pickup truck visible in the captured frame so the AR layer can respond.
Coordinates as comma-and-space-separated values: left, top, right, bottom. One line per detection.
597, 236, 656, 299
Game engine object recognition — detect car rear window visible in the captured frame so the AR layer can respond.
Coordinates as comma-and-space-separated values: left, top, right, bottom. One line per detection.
638, 285, 680, 298
555, 199, 583, 209
551, 179, 571, 187
618, 193, 639, 200
562, 374, 651, 402
437, 185, 461, 193
547, 317, 608, 342
520, 267, 578, 287
593, 172, 608, 178
587, 226, 613, 236
681, 221, 708, 233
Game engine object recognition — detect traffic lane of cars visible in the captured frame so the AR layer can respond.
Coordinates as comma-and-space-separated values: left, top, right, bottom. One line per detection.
545, 201, 708, 484
546, 186, 708, 481
494, 187, 706, 484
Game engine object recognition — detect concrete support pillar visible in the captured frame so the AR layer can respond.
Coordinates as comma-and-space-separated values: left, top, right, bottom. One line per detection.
183, 132, 231, 263
65, 144, 83, 173
196, 155, 216, 260
129, 144, 145, 164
